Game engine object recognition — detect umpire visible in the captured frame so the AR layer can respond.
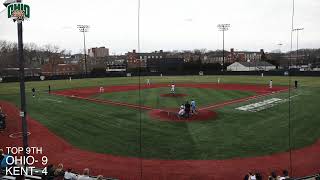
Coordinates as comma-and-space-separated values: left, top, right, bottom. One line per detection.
184, 101, 191, 118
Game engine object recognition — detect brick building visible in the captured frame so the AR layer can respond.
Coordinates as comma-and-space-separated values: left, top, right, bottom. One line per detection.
41, 58, 81, 75
88, 47, 109, 58
126, 50, 166, 69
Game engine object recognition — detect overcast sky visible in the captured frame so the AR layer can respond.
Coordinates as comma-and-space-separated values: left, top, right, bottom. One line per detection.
0, 0, 319, 54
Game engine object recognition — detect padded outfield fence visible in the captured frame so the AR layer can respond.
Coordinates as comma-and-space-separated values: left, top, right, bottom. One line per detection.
1, 70, 320, 83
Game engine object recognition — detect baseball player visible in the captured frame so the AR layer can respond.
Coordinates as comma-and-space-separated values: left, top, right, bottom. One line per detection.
177, 104, 185, 118
32, 88, 36, 98
170, 83, 175, 94
191, 99, 197, 114
99, 86, 104, 93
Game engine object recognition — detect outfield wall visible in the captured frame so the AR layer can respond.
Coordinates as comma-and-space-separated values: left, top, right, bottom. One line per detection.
1, 70, 320, 83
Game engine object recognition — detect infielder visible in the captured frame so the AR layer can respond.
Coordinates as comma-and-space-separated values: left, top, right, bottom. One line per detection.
170, 83, 175, 94
269, 80, 273, 89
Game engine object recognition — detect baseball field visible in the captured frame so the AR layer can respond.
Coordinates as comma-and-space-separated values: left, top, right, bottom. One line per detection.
0, 75, 320, 179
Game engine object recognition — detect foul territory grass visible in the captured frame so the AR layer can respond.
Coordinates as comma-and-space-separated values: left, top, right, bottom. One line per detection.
93, 87, 255, 108
0, 76, 320, 160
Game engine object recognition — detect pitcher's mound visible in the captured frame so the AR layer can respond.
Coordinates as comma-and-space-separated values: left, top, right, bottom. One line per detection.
160, 93, 188, 97
149, 109, 217, 122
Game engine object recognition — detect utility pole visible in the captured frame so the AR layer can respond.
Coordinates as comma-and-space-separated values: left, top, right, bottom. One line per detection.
77, 25, 90, 75
293, 28, 304, 68
217, 24, 230, 71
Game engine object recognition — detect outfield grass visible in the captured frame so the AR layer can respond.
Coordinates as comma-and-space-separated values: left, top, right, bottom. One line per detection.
1, 75, 320, 95
1, 75, 320, 160
93, 87, 255, 108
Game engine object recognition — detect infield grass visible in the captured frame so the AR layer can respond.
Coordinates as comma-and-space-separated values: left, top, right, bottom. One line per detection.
93, 87, 255, 109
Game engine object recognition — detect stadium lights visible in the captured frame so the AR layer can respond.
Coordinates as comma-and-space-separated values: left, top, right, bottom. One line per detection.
217, 24, 230, 71
77, 25, 90, 75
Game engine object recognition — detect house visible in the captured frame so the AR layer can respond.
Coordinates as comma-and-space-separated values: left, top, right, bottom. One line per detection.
227, 61, 276, 71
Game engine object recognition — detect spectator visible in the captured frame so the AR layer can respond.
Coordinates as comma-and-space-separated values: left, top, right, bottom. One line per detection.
1, 152, 13, 169
269, 171, 278, 180
243, 173, 249, 180
248, 172, 256, 180
41, 164, 55, 180
64, 168, 77, 180
0, 149, 4, 167
255, 172, 262, 180
53, 163, 64, 180
78, 168, 92, 180
279, 170, 290, 180
96, 175, 103, 180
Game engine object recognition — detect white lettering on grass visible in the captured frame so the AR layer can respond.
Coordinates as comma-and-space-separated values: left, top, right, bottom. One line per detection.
236, 98, 285, 112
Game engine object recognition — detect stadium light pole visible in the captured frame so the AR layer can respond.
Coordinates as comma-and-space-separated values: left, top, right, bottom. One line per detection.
77, 25, 89, 75
293, 28, 304, 67
288, 0, 295, 177
3, 0, 29, 160
217, 24, 230, 71
277, 43, 283, 53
